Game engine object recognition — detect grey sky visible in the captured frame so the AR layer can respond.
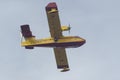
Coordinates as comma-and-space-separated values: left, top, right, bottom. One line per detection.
0, 0, 120, 80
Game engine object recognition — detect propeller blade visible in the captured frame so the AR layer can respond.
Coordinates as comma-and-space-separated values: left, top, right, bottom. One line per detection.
68, 24, 71, 34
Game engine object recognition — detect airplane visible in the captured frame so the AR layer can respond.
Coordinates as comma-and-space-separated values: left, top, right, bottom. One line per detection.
20, 2, 86, 72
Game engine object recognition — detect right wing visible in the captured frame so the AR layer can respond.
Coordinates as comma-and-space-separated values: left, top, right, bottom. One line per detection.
53, 48, 69, 70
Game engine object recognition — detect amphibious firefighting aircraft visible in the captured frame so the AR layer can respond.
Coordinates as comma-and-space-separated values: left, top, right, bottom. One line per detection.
20, 2, 86, 72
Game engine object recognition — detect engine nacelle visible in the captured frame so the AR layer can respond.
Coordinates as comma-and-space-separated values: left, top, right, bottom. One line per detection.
61, 26, 71, 31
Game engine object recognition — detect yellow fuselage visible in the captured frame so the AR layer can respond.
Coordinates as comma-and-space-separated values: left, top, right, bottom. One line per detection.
21, 36, 85, 48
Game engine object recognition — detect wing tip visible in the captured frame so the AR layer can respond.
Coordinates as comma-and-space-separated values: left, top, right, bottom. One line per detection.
46, 2, 58, 11
61, 68, 70, 72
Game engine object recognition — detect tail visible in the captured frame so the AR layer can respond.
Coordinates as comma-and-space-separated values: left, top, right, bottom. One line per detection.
20, 24, 34, 38
20, 24, 35, 49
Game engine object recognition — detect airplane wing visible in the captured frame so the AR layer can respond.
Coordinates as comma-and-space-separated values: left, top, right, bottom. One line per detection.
53, 48, 69, 69
46, 2, 63, 40
46, 3, 70, 71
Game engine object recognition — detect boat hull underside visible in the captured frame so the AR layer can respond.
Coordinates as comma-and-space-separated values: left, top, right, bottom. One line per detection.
27, 41, 85, 48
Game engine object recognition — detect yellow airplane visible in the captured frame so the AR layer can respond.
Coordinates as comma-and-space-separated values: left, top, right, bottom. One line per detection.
20, 2, 86, 72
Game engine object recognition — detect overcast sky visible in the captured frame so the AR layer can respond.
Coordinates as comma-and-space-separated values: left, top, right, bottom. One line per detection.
0, 0, 120, 80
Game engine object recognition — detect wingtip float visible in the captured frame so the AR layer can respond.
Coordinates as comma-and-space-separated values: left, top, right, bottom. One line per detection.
20, 2, 86, 72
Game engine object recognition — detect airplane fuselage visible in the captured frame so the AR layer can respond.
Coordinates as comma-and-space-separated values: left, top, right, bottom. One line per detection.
21, 36, 85, 48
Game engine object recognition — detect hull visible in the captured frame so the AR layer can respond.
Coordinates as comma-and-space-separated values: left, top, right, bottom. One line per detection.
21, 36, 86, 48
34, 41, 85, 48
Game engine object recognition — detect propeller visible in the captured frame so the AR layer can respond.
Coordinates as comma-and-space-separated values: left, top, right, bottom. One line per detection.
68, 24, 71, 34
